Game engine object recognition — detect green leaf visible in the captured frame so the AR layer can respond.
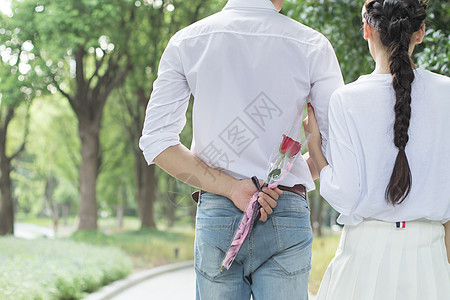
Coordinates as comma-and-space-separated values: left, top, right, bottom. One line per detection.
268, 168, 282, 179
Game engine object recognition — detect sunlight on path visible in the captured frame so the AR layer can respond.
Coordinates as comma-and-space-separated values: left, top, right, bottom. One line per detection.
111, 267, 196, 300
14, 223, 54, 239
109, 266, 316, 300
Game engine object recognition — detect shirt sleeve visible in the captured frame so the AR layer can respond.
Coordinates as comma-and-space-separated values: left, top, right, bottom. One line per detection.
139, 36, 191, 165
319, 93, 361, 215
308, 37, 344, 154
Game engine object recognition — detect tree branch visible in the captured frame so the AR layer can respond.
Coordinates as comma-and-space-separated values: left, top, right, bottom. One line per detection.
52, 77, 76, 109
10, 101, 31, 161
190, 0, 205, 23
3, 106, 15, 136
118, 88, 138, 145
0, 106, 15, 162
0, 99, 4, 126
74, 46, 89, 111
87, 52, 106, 87
92, 52, 118, 106
74, 47, 86, 91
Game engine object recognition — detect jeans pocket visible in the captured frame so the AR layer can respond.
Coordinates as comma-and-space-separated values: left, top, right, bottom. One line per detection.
195, 216, 237, 280
271, 214, 313, 275
274, 193, 310, 219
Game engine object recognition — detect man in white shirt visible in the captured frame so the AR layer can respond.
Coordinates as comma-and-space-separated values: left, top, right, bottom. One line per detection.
139, 0, 343, 298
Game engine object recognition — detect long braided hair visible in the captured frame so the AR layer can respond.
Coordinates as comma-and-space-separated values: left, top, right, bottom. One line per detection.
363, 0, 427, 205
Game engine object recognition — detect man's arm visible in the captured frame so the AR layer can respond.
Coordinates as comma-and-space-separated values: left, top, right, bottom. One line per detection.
308, 37, 344, 154
154, 144, 282, 221
444, 221, 450, 263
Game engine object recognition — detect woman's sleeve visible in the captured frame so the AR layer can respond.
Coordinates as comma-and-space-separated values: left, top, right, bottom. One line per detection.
319, 93, 361, 215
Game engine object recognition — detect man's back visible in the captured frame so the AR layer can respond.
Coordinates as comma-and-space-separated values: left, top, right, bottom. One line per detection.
139, 1, 343, 299
140, 0, 343, 191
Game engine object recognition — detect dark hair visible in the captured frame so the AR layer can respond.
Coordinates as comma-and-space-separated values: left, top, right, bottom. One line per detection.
363, 0, 427, 205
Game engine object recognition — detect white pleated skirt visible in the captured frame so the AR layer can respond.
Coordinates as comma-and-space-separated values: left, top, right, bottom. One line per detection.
316, 220, 450, 300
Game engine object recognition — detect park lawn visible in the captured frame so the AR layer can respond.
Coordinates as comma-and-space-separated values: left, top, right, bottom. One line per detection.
0, 238, 132, 300
70, 228, 196, 270
16, 215, 197, 269
309, 234, 341, 294
15, 215, 143, 234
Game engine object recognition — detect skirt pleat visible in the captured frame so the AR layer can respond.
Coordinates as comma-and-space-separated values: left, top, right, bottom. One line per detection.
316, 220, 450, 300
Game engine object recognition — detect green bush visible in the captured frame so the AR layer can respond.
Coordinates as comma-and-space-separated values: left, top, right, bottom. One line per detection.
0, 237, 132, 300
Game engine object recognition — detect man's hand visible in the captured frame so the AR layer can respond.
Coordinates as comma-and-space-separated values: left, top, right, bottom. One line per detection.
229, 178, 283, 222
154, 144, 283, 222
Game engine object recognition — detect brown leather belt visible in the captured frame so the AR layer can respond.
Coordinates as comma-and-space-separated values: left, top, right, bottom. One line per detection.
191, 184, 306, 203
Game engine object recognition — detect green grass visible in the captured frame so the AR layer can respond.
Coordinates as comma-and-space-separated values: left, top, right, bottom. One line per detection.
15, 215, 54, 227
70, 228, 195, 270
15, 215, 196, 269
309, 234, 341, 294
15, 215, 143, 233
15, 215, 194, 236
0, 238, 132, 300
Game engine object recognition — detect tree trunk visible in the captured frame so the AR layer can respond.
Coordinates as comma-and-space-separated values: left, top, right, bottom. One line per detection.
317, 197, 324, 237
117, 204, 124, 229
45, 176, 59, 236
166, 202, 176, 228
310, 190, 323, 236
189, 203, 197, 227
309, 192, 315, 229
136, 153, 156, 229
165, 178, 176, 228
0, 157, 14, 235
62, 203, 69, 226
52, 201, 59, 237
77, 120, 100, 230
0, 107, 14, 236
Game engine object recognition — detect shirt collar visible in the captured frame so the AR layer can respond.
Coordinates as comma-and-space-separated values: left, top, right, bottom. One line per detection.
223, 0, 277, 12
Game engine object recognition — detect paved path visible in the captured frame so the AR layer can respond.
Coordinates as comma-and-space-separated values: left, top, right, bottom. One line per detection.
109, 266, 316, 300
111, 267, 196, 300
14, 223, 55, 239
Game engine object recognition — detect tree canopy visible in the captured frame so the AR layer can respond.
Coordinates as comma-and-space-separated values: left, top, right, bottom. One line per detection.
0, 0, 448, 235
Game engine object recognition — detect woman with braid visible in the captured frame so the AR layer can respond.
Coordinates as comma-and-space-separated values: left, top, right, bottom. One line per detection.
304, 0, 450, 298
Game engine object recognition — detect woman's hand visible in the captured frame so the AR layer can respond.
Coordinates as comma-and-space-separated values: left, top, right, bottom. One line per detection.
303, 103, 329, 173
303, 103, 322, 150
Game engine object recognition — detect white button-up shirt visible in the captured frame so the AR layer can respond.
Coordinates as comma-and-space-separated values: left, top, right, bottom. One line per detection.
139, 0, 343, 190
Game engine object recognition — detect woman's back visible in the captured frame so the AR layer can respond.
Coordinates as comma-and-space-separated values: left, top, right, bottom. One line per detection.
320, 68, 450, 225
307, 1, 450, 299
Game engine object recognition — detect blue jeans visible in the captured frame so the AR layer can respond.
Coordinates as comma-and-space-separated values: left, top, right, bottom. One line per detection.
195, 191, 312, 300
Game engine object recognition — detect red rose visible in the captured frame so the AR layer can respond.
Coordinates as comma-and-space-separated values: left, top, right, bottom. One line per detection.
279, 134, 291, 154
280, 134, 302, 158
289, 140, 302, 158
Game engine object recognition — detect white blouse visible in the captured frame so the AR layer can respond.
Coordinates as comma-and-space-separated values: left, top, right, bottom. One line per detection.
320, 68, 450, 225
